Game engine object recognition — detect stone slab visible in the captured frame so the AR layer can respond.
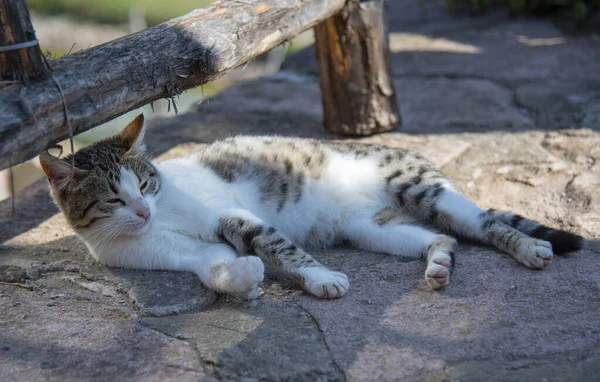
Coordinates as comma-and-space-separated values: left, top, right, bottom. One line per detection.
141, 301, 343, 381
294, 247, 600, 381
0, 286, 206, 381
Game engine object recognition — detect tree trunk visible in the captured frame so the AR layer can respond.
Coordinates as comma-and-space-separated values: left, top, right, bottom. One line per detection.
314, 0, 400, 136
0, 0, 47, 82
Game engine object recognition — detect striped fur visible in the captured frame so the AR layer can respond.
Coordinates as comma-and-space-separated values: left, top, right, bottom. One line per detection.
40, 116, 587, 299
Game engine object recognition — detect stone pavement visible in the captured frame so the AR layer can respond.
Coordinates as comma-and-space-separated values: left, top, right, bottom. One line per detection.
2, 2, 600, 381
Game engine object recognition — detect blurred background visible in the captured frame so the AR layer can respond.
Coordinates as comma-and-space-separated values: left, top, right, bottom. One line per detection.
1, 0, 598, 201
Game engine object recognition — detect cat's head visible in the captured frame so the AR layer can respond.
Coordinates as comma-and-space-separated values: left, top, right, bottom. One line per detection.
39, 114, 160, 237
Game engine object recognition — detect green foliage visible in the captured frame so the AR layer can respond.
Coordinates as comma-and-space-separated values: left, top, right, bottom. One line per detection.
26, 0, 214, 26
445, 0, 599, 17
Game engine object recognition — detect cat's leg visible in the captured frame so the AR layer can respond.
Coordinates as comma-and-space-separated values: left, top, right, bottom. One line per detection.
342, 218, 457, 290
215, 209, 349, 299
192, 244, 265, 297
384, 164, 583, 268
395, 184, 560, 269
431, 189, 555, 269
103, 238, 264, 297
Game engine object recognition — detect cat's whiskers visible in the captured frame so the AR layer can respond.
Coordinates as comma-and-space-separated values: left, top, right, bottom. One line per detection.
69, 217, 116, 254
92, 223, 126, 256
84, 221, 120, 245
86, 230, 117, 254
70, 238, 92, 254
86, 221, 125, 250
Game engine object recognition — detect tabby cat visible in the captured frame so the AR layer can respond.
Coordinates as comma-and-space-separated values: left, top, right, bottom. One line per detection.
39, 115, 585, 299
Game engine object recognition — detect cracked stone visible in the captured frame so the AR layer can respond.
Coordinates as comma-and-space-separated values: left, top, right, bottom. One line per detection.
0, 287, 206, 381
141, 302, 343, 381
0, 265, 27, 283
393, 78, 534, 134
566, 172, 600, 235
516, 82, 600, 130
111, 269, 216, 317
567, 172, 600, 209
449, 356, 600, 381
295, 246, 600, 381
71, 279, 120, 298
440, 132, 560, 189
543, 130, 600, 166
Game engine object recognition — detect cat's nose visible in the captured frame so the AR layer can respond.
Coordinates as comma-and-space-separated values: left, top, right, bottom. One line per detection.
132, 198, 150, 220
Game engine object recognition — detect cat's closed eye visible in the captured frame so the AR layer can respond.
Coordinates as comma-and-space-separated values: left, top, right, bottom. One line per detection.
107, 198, 125, 206
139, 180, 148, 192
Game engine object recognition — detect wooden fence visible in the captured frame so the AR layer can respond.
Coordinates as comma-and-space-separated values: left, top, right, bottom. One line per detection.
0, 0, 400, 172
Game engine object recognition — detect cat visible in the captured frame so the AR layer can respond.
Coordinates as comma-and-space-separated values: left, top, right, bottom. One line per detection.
39, 114, 586, 299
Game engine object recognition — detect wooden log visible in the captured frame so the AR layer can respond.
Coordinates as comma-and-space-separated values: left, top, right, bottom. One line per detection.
314, 0, 400, 136
0, 0, 346, 172
0, 0, 47, 82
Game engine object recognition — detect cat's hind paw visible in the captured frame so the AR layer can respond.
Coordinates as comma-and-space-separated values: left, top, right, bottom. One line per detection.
425, 252, 454, 290
516, 239, 553, 269
226, 256, 265, 294
297, 267, 349, 299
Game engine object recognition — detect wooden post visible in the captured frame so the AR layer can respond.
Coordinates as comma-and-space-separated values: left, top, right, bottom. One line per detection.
314, 0, 400, 136
0, 0, 47, 82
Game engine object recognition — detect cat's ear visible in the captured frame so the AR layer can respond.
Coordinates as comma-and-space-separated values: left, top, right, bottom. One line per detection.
39, 152, 83, 190
119, 114, 146, 154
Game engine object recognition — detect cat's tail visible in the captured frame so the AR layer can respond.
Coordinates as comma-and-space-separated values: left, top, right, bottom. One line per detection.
483, 209, 585, 255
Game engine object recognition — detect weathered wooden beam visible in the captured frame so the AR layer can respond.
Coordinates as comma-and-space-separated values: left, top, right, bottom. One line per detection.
0, 0, 346, 171
0, 0, 47, 82
314, 0, 400, 136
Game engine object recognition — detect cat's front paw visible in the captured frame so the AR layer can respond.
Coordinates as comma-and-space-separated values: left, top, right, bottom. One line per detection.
425, 252, 454, 290
226, 256, 265, 295
297, 267, 349, 299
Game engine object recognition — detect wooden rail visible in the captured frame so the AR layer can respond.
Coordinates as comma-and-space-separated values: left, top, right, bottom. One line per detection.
0, 0, 400, 172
